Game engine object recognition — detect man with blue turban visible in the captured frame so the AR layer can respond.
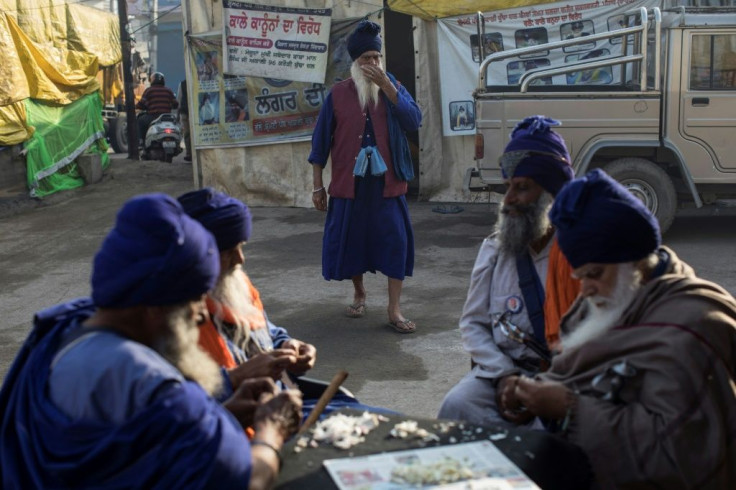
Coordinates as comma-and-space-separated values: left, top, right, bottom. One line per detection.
308, 19, 422, 333
0, 193, 302, 489
178, 187, 317, 379
180, 188, 398, 421
438, 115, 579, 428
505, 169, 736, 488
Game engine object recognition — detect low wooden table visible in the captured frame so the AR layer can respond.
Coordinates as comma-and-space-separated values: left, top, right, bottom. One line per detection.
276, 410, 593, 489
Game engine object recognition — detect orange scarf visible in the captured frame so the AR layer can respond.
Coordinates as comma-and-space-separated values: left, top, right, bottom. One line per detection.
543, 237, 580, 346
198, 271, 267, 369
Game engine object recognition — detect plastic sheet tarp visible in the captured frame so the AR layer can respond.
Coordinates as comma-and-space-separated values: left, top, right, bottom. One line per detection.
24, 93, 109, 198
386, 0, 556, 20
0, 1, 120, 145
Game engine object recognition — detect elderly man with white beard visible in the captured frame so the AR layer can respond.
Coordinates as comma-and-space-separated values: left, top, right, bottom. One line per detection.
308, 20, 422, 333
179, 188, 399, 422
0, 194, 303, 489
504, 169, 736, 489
438, 116, 579, 428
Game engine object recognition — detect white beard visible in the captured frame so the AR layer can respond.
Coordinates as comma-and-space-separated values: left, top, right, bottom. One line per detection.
210, 265, 263, 355
561, 263, 642, 352
154, 304, 224, 397
495, 192, 554, 256
351, 60, 381, 110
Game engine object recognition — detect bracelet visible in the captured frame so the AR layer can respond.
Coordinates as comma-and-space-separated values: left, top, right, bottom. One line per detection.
312, 186, 325, 194
251, 439, 282, 468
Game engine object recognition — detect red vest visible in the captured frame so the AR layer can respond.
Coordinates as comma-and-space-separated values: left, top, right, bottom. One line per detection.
328, 79, 407, 199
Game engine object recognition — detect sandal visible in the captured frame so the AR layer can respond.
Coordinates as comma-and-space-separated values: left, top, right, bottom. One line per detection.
345, 302, 366, 318
387, 319, 416, 334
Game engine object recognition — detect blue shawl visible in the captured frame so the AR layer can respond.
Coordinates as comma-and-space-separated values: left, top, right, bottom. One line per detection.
384, 72, 417, 182
0, 298, 251, 489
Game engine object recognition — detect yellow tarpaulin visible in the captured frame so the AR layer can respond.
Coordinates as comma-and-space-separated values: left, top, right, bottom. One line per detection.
0, 1, 121, 145
387, 0, 556, 20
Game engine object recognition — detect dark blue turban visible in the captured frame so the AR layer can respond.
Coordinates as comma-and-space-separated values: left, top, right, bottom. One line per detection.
500, 115, 574, 196
549, 168, 661, 269
347, 20, 382, 61
92, 193, 219, 308
178, 188, 252, 251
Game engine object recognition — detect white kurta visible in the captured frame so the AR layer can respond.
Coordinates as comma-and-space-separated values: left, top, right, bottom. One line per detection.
438, 232, 552, 427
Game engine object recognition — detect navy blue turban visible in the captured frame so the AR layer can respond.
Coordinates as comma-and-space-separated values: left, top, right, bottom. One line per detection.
178, 188, 252, 251
92, 193, 219, 308
549, 168, 661, 269
347, 20, 382, 61
500, 115, 574, 196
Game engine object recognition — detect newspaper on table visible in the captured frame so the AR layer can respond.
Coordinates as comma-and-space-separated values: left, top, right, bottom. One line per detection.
323, 440, 540, 489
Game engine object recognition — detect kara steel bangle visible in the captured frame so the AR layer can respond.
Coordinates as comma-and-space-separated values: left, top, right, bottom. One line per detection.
312, 186, 325, 194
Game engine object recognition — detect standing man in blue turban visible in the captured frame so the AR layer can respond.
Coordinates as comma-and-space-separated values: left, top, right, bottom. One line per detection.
504, 169, 736, 488
438, 116, 578, 428
0, 193, 303, 489
308, 19, 422, 334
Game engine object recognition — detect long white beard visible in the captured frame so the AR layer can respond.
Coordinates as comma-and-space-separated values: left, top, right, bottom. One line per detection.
210, 265, 262, 354
155, 304, 224, 397
561, 263, 642, 352
495, 192, 554, 256
351, 60, 381, 110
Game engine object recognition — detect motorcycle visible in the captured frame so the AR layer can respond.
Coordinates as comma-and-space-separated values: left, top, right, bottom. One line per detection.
138, 112, 183, 163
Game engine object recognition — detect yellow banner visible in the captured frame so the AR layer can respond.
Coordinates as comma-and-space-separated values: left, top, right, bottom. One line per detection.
387, 0, 556, 20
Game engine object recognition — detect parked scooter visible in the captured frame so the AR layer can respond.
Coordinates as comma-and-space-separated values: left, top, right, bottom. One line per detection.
138, 112, 183, 163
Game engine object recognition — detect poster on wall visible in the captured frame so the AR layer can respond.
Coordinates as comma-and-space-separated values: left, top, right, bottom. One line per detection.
222, 1, 332, 84
189, 19, 354, 148
437, 0, 657, 136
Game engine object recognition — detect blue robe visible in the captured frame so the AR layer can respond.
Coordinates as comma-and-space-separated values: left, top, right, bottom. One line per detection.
0, 298, 251, 489
313, 95, 415, 281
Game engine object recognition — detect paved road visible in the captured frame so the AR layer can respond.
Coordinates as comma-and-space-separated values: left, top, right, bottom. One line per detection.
2, 154, 736, 418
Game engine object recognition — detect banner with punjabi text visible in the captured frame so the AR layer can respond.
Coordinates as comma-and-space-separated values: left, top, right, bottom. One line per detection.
188, 19, 354, 148
223, 1, 332, 84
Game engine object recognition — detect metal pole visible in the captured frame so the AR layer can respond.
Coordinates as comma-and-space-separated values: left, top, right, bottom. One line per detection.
118, 0, 139, 160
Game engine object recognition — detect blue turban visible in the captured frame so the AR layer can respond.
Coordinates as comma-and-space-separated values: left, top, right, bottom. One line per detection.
500, 116, 574, 196
549, 168, 661, 269
347, 20, 382, 61
92, 193, 219, 308
178, 188, 252, 251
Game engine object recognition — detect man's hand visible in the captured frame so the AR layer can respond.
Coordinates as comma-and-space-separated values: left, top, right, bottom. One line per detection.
360, 65, 398, 104
254, 389, 303, 439
228, 349, 297, 387
280, 339, 317, 376
496, 375, 534, 425
312, 188, 327, 211
514, 376, 572, 420
222, 377, 278, 428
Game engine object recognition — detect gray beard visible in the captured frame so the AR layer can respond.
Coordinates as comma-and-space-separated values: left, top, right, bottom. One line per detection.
351, 60, 381, 110
495, 192, 554, 256
561, 263, 642, 351
154, 305, 223, 397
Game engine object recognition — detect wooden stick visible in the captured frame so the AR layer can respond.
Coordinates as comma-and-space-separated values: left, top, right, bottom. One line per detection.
298, 370, 349, 434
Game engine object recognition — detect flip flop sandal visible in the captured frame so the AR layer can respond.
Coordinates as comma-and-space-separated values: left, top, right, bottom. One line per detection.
387, 319, 416, 334
345, 302, 366, 318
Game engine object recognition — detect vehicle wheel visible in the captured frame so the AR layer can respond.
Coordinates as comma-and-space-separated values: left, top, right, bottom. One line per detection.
603, 158, 677, 233
109, 115, 128, 154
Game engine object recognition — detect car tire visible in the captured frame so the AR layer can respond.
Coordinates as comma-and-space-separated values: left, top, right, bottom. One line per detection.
603, 158, 677, 233
109, 115, 128, 154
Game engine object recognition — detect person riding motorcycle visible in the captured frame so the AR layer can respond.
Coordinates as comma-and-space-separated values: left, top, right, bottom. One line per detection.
136, 72, 178, 146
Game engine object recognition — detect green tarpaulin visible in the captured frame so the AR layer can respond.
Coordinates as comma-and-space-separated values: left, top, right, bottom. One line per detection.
24, 92, 109, 197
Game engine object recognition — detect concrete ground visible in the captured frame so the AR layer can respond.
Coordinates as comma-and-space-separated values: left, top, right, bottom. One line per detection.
2, 153, 736, 419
